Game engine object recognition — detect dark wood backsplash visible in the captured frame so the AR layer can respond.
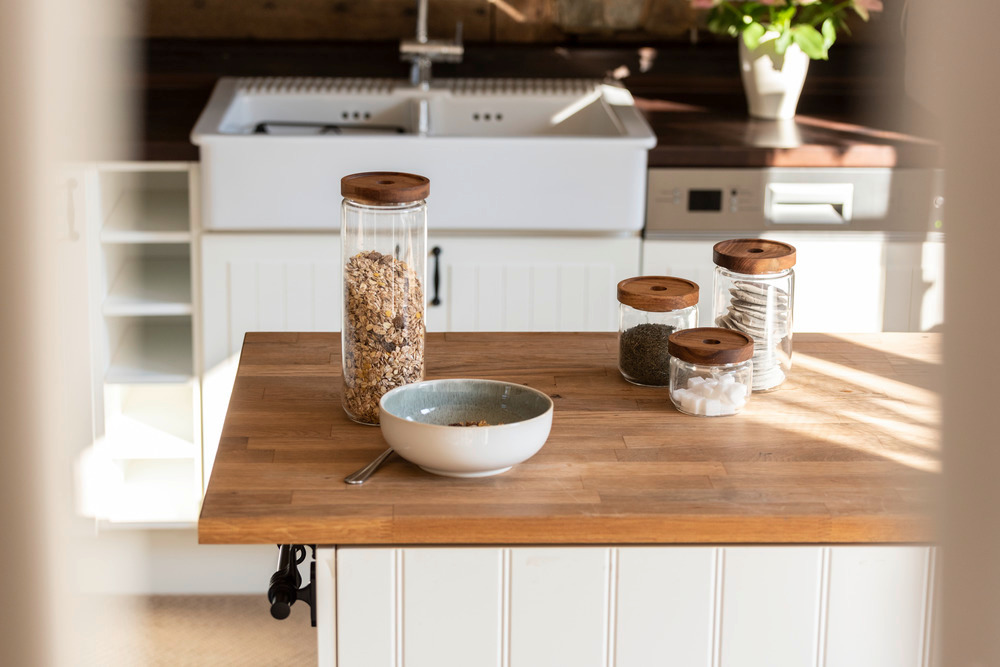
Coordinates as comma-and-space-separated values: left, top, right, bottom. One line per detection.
144, 0, 893, 44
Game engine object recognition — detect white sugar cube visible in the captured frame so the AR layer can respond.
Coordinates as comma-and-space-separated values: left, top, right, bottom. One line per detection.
725, 383, 747, 404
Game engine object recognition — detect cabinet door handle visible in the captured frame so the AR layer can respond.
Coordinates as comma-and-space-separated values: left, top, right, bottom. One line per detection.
65, 178, 79, 241
430, 246, 442, 306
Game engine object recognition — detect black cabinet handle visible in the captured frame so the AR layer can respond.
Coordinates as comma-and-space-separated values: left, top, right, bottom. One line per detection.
430, 246, 442, 306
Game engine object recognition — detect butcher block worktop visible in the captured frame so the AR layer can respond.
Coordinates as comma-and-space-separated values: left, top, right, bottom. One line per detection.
198, 332, 940, 546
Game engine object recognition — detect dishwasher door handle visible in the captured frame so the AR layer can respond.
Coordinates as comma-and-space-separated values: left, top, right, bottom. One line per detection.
766, 182, 854, 225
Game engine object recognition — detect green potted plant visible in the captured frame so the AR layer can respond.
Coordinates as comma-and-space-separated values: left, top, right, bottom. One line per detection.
692, 0, 883, 119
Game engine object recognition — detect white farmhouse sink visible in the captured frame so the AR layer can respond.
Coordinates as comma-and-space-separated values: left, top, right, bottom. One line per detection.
191, 77, 656, 232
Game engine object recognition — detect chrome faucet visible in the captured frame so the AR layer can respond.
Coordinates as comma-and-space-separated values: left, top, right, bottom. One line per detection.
400, 0, 464, 89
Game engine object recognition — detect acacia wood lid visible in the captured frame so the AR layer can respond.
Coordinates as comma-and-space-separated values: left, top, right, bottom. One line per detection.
713, 239, 796, 274
668, 327, 754, 365
341, 172, 430, 204
617, 276, 699, 312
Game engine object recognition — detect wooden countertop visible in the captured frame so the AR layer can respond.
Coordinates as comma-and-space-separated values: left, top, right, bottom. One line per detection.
140, 40, 939, 167
198, 332, 940, 546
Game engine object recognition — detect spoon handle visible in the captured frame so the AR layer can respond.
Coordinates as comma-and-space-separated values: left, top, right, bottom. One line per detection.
344, 448, 395, 485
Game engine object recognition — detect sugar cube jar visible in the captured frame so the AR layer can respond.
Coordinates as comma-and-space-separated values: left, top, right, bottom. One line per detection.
667, 327, 754, 417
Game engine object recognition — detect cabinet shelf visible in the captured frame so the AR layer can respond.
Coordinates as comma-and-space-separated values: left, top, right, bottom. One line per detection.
103, 383, 198, 460
106, 319, 193, 384
102, 458, 200, 524
101, 185, 190, 244
103, 257, 192, 316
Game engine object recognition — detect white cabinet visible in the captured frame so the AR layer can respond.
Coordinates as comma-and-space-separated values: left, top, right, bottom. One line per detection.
200, 233, 342, 484
326, 545, 936, 667
425, 235, 640, 332
78, 162, 202, 526
642, 232, 944, 333
55, 167, 100, 513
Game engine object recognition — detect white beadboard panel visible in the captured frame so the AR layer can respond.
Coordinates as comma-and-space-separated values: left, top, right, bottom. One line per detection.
314, 260, 341, 329
256, 261, 286, 330
227, 260, 260, 351
586, 263, 615, 330
529, 265, 560, 331
201, 233, 342, 369
720, 547, 823, 667
505, 267, 532, 331
316, 548, 336, 667
509, 547, 611, 667
285, 262, 316, 331
640, 239, 718, 326
478, 265, 506, 331
915, 240, 945, 332
558, 264, 589, 331
615, 547, 715, 667
402, 548, 504, 667
336, 548, 397, 667
825, 546, 932, 667
200, 234, 342, 481
883, 242, 917, 332
449, 263, 479, 331
425, 235, 640, 332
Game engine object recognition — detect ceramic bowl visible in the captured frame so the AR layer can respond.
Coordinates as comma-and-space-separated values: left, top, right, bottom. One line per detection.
379, 379, 554, 477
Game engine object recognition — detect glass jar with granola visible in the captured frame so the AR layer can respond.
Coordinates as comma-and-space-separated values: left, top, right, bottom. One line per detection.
341, 172, 428, 424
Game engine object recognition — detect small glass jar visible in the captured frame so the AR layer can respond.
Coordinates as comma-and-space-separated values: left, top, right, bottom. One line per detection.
712, 239, 795, 392
617, 276, 699, 386
341, 172, 429, 424
668, 327, 754, 417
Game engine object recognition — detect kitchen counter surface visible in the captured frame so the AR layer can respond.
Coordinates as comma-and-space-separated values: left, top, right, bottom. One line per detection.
140, 40, 940, 167
198, 331, 940, 546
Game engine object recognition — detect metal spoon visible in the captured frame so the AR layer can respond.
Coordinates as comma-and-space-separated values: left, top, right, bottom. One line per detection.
344, 448, 394, 485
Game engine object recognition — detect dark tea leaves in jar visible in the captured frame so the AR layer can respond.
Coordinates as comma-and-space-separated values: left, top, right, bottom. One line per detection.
619, 323, 676, 386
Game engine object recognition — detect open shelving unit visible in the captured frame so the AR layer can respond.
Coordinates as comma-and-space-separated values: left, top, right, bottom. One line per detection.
90, 163, 202, 527
103, 253, 193, 316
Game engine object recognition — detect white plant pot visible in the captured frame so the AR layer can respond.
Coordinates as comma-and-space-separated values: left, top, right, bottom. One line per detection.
739, 34, 810, 120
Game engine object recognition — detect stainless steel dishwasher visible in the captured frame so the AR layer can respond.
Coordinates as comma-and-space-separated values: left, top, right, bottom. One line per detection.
641, 167, 945, 333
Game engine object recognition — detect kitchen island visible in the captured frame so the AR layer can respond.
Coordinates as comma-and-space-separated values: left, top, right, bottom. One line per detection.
200, 332, 940, 667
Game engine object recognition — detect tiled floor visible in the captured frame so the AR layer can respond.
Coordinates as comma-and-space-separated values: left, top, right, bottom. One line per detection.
76, 595, 317, 666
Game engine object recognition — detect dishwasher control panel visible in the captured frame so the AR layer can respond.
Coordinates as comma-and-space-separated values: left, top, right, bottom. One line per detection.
646, 168, 944, 235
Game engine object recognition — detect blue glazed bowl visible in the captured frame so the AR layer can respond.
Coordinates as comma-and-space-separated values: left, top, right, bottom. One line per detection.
379, 379, 554, 477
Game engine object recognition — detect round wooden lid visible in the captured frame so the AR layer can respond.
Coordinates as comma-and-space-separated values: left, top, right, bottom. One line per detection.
341, 172, 430, 204
713, 239, 796, 274
617, 276, 699, 312
668, 327, 754, 365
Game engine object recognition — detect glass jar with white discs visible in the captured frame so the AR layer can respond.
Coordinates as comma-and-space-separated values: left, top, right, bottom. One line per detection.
712, 238, 795, 392
667, 327, 754, 417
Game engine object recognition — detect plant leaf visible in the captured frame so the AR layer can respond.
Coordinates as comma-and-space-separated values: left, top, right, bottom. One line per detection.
775, 29, 794, 56
821, 17, 837, 50
792, 24, 828, 60
852, 2, 870, 21
742, 22, 767, 50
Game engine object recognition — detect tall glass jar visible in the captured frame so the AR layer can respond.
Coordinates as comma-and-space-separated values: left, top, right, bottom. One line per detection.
712, 238, 795, 392
341, 172, 428, 424
617, 276, 698, 386
668, 327, 754, 417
